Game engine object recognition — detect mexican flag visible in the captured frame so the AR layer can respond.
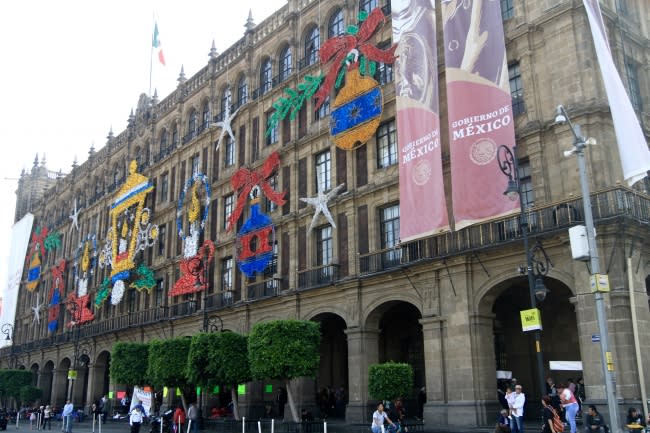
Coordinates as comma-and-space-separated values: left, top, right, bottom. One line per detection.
152, 22, 166, 66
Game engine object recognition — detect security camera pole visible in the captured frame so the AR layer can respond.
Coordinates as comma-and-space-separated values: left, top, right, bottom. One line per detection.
556, 105, 620, 432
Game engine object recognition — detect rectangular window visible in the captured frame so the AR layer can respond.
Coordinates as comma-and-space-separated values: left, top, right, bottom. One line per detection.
224, 136, 235, 167
377, 119, 397, 168
375, 41, 394, 85
191, 154, 201, 175
158, 224, 166, 256
625, 57, 642, 112
509, 62, 525, 116
315, 97, 330, 121
316, 225, 333, 266
221, 257, 233, 303
315, 150, 331, 192
155, 279, 164, 307
265, 174, 278, 213
380, 204, 401, 266
501, 0, 514, 20
518, 160, 535, 209
160, 173, 169, 203
224, 194, 234, 229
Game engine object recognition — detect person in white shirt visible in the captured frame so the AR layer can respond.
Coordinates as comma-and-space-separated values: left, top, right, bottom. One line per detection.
558, 383, 579, 433
62, 400, 74, 433
512, 385, 526, 433
371, 402, 396, 433
129, 407, 143, 433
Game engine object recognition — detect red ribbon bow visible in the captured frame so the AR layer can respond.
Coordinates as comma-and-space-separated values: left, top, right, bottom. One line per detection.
227, 151, 286, 232
313, 7, 397, 111
27, 226, 49, 263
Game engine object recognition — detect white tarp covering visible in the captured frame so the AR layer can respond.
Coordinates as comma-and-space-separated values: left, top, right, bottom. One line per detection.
129, 386, 152, 416
0, 213, 34, 348
549, 361, 583, 371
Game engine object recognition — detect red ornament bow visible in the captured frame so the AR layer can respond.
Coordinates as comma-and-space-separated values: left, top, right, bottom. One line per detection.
227, 151, 286, 232
27, 226, 49, 260
313, 7, 397, 111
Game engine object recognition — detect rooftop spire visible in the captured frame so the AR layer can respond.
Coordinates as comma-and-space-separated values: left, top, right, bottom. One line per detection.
245, 9, 255, 32
178, 65, 187, 84
209, 39, 219, 59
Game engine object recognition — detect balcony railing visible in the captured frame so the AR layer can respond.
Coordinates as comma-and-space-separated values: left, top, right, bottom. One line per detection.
297, 264, 340, 290
3, 187, 648, 359
359, 187, 650, 275
247, 278, 283, 301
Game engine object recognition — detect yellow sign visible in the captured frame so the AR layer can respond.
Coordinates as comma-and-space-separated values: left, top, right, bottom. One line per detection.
520, 308, 542, 332
67, 369, 78, 380
590, 274, 610, 292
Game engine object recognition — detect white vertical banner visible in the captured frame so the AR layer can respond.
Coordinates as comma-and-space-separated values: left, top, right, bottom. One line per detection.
0, 213, 34, 347
583, 0, 650, 186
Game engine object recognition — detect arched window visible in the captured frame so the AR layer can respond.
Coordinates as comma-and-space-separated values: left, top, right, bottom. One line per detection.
359, 0, 378, 13
221, 88, 232, 117
202, 101, 211, 130
328, 8, 344, 37
279, 46, 293, 82
260, 58, 273, 94
304, 26, 320, 66
237, 76, 248, 106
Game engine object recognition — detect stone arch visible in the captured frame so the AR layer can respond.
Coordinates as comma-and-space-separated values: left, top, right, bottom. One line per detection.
325, 5, 345, 38
363, 295, 423, 329
30, 362, 40, 386
41, 360, 55, 404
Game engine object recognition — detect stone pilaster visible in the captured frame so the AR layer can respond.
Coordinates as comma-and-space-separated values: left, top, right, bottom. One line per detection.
344, 327, 379, 423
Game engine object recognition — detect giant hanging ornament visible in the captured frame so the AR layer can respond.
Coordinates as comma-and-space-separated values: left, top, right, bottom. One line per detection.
227, 151, 286, 232
169, 172, 215, 296
300, 183, 345, 233
98, 160, 158, 305
314, 7, 397, 150
213, 88, 241, 150
265, 75, 323, 137
73, 234, 97, 297
25, 226, 60, 292
236, 186, 275, 277
66, 292, 95, 328
48, 260, 66, 332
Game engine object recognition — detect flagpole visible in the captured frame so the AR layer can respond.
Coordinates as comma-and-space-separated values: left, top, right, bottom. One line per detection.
149, 15, 155, 97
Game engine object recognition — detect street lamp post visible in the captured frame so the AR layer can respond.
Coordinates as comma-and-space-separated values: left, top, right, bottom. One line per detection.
497, 145, 548, 399
1, 323, 13, 341
555, 105, 620, 432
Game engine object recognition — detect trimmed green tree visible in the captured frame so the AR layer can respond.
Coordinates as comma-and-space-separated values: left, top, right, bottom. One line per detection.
110, 342, 150, 385
248, 320, 320, 422
368, 362, 414, 403
19, 385, 42, 407
148, 337, 193, 411
0, 370, 33, 409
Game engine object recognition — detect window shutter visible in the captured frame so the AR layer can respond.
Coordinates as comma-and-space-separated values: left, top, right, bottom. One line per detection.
358, 205, 369, 255
298, 225, 307, 270
282, 165, 291, 215
337, 213, 348, 276
298, 157, 307, 209
336, 147, 348, 192
356, 145, 368, 187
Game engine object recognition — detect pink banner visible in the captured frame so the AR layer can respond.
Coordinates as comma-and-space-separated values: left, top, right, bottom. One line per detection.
393, 0, 449, 241
442, 0, 518, 229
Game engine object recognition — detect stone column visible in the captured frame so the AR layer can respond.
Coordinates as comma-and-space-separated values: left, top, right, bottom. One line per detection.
344, 327, 379, 423
50, 368, 67, 408
420, 316, 445, 424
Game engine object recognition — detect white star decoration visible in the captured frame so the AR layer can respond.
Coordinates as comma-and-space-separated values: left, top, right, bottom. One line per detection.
32, 293, 43, 324
69, 198, 80, 232
300, 183, 345, 233
212, 90, 241, 150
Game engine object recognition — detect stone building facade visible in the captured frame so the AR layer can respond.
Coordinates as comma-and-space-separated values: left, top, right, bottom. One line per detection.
2, 0, 650, 427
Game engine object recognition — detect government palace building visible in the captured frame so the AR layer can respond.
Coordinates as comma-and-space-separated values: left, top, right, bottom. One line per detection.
1, 0, 649, 428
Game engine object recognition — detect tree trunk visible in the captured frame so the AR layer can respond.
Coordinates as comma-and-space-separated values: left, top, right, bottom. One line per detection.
285, 380, 299, 422
231, 386, 240, 421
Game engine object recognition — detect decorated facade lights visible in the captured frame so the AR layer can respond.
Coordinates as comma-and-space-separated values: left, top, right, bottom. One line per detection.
48, 260, 66, 332
25, 226, 60, 292
212, 87, 240, 150
98, 160, 158, 305
170, 172, 215, 297
300, 183, 346, 233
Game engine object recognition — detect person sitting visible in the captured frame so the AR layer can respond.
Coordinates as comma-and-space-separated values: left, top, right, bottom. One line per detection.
495, 408, 511, 433
584, 405, 608, 433
626, 407, 645, 432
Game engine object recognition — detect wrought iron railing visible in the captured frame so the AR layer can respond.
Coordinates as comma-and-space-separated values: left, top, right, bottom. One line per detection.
3, 187, 648, 358
359, 187, 650, 274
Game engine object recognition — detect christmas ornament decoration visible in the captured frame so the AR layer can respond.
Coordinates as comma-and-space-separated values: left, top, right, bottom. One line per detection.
227, 151, 286, 232
329, 68, 383, 150
300, 183, 345, 233
69, 198, 80, 232
213, 88, 240, 150
313, 7, 397, 111
170, 172, 215, 296
25, 226, 60, 292
236, 186, 275, 277
73, 234, 97, 297
98, 160, 158, 305
48, 260, 66, 332
94, 277, 111, 307
66, 292, 95, 327
265, 74, 324, 137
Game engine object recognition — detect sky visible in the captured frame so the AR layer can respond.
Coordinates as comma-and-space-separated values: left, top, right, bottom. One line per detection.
0, 0, 287, 303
